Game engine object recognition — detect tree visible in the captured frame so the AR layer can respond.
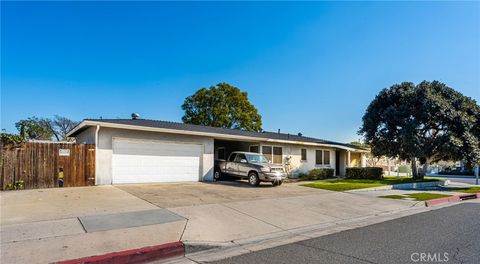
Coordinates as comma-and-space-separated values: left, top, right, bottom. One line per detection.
359, 81, 480, 180
15, 117, 54, 140
15, 116, 78, 141
46, 115, 79, 141
182, 83, 262, 132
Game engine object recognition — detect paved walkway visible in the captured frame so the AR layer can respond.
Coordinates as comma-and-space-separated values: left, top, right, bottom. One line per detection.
0, 186, 187, 264
1, 181, 434, 263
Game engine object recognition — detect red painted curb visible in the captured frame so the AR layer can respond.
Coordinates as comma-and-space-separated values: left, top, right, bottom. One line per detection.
425, 193, 480, 207
56, 241, 184, 264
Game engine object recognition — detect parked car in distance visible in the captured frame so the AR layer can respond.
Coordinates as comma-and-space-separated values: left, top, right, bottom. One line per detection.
214, 151, 287, 186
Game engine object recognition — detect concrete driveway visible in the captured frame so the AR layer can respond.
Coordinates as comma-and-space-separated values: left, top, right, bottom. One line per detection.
117, 180, 420, 244
116, 180, 324, 208
1, 181, 427, 263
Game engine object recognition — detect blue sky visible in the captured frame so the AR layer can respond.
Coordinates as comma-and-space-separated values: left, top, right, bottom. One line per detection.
2, 1, 479, 142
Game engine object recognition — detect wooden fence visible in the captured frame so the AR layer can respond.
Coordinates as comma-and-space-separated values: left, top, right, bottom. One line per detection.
1, 142, 95, 190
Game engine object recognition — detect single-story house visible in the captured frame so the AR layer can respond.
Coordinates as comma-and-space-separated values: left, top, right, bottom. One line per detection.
67, 118, 368, 185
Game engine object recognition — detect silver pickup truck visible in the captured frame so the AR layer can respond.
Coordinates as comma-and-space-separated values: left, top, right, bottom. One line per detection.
214, 151, 287, 186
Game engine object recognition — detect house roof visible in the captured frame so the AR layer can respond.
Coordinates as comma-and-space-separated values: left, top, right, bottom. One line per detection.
67, 119, 368, 152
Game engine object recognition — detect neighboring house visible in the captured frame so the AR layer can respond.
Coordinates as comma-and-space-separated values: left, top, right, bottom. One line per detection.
67, 119, 368, 185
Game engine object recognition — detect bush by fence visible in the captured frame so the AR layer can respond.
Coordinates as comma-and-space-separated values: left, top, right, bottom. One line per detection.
299, 168, 335, 180
345, 167, 383, 180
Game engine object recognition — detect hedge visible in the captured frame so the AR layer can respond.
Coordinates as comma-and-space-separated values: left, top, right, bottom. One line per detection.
345, 167, 383, 180
438, 170, 474, 176
300, 168, 335, 180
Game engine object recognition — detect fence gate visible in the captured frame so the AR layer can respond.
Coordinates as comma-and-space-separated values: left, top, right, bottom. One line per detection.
1, 142, 95, 190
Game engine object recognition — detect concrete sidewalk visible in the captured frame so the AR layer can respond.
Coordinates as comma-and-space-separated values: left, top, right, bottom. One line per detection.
1, 182, 431, 264
1, 186, 187, 264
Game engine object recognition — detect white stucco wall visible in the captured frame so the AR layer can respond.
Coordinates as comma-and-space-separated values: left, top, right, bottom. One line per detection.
76, 127, 214, 185
75, 127, 96, 144
257, 143, 337, 176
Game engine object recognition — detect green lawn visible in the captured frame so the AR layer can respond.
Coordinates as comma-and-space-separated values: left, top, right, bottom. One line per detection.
302, 177, 442, 192
448, 187, 480, 193
380, 193, 452, 201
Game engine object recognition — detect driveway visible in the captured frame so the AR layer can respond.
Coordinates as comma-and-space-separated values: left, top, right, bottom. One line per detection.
117, 180, 421, 243
1, 181, 428, 263
116, 180, 324, 208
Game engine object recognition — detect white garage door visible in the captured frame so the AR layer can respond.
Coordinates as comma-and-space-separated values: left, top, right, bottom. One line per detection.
112, 139, 202, 184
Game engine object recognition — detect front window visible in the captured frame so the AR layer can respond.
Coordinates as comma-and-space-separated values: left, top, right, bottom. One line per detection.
315, 150, 323, 165
246, 154, 269, 163
249, 145, 259, 153
315, 149, 331, 165
262, 146, 272, 162
273, 147, 283, 164
301, 149, 307, 161
323, 150, 330, 165
262, 146, 283, 164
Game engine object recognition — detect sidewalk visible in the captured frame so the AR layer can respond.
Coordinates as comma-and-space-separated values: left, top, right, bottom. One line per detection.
0, 186, 187, 263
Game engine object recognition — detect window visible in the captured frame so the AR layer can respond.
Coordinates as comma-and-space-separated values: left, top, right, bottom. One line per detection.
315, 150, 323, 165
262, 146, 283, 164
217, 147, 225, 160
301, 149, 307, 161
273, 147, 283, 164
323, 150, 330, 165
249, 145, 259, 153
262, 146, 272, 162
229, 153, 237, 162
234, 153, 247, 163
315, 150, 331, 165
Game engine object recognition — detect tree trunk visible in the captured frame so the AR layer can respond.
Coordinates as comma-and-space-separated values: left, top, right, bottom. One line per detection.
411, 158, 419, 180
419, 160, 428, 181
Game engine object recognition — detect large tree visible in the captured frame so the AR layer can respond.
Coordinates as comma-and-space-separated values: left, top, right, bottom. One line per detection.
182, 83, 262, 132
359, 81, 480, 180
15, 115, 78, 141
15, 117, 54, 140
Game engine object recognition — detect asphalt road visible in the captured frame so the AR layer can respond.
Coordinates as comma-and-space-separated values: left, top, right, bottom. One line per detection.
211, 202, 480, 264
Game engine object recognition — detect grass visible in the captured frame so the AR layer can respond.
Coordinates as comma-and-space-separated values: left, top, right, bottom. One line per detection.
380, 193, 452, 201
302, 176, 442, 192
448, 187, 480, 193
379, 194, 405, 200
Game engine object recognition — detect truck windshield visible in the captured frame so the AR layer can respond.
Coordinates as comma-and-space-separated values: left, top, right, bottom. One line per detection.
245, 154, 269, 163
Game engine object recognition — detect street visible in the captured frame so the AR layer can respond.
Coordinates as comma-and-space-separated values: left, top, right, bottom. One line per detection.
211, 202, 480, 264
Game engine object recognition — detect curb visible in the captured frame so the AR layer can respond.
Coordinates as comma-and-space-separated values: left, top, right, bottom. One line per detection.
425, 193, 480, 207
56, 241, 184, 264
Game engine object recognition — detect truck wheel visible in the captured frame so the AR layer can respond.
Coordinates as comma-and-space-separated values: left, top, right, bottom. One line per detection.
214, 168, 222, 181
272, 180, 283, 186
248, 172, 260, 186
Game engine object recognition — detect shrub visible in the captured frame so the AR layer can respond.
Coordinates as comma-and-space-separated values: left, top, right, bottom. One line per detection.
345, 167, 383, 180
438, 170, 474, 176
300, 168, 335, 180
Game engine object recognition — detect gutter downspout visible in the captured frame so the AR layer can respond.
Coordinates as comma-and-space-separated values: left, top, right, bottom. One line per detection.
95, 125, 100, 185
